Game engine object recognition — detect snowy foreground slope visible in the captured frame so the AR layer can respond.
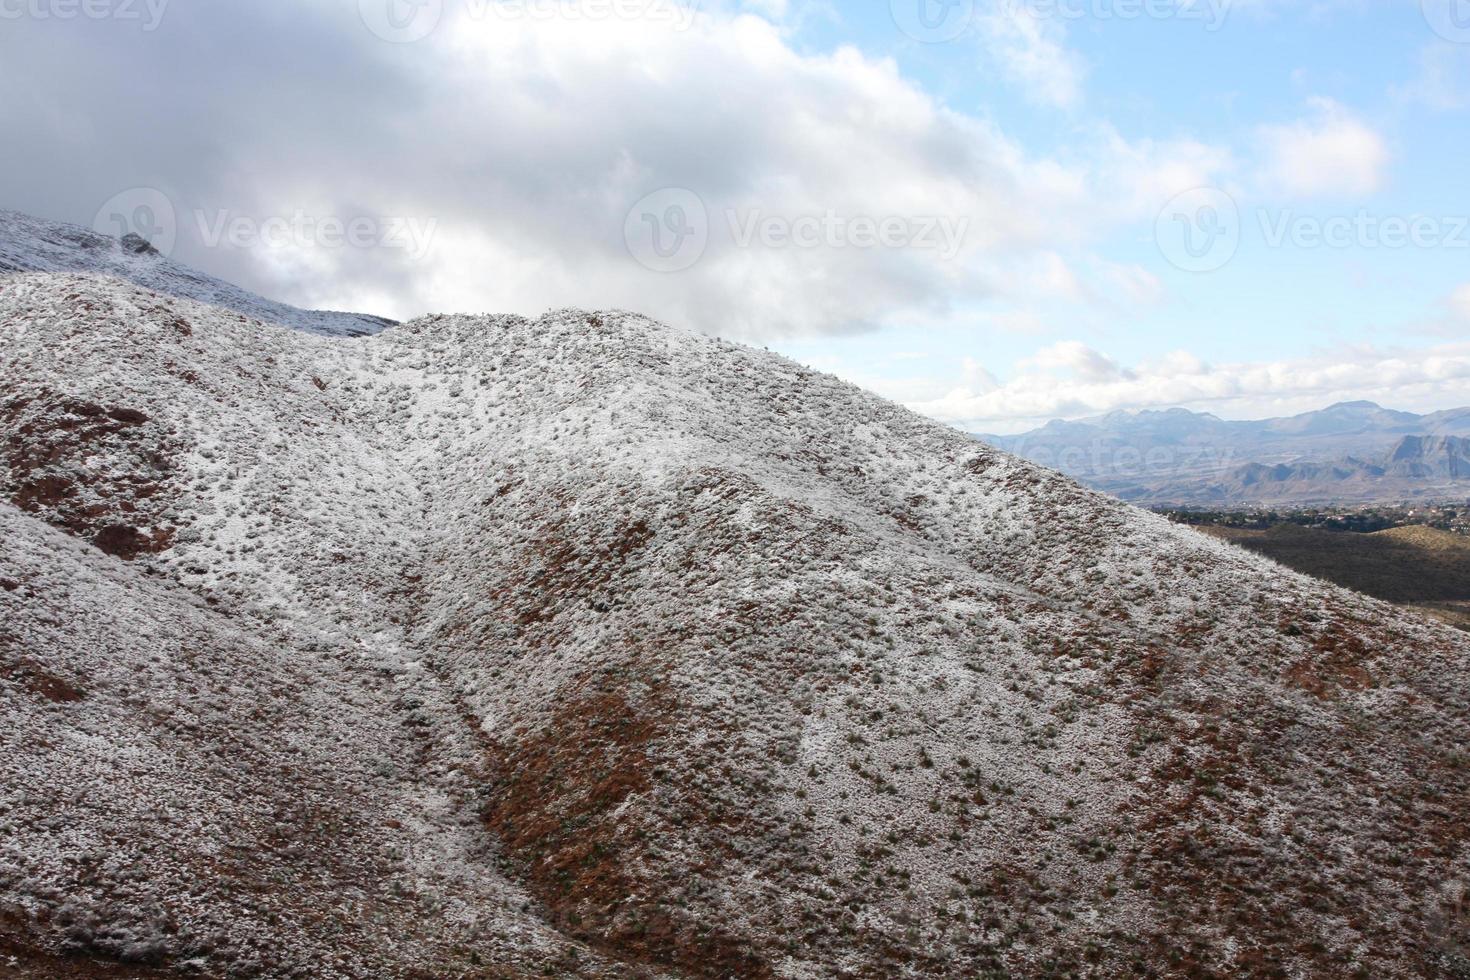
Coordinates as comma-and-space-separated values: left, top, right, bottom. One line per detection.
2, 252, 1469, 977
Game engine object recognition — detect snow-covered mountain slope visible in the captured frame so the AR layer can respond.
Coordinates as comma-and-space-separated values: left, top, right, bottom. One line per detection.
0, 210, 394, 338
0, 501, 650, 979
2, 266, 1469, 978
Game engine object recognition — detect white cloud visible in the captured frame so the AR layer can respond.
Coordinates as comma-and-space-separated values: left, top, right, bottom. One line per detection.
960, 356, 1000, 393
0, 0, 1244, 343
908, 340, 1470, 430
978, 310, 1052, 335
1093, 259, 1164, 307
740, 0, 790, 20
976, 4, 1085, 110
1092, 126, 1238, 221
1257, 97, 1389, 199
1451, 284, 1470, 321
1021, 341, 1134, 384
1026, 252, 1086, 301
1401, 42, 1470, 111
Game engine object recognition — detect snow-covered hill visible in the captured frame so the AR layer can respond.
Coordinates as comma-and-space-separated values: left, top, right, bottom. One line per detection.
2, 222, 1468, 977
0, 210, 394, 338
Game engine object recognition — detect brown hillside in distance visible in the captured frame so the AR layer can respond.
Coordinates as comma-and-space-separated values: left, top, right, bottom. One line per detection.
1203, 523, 1470, 605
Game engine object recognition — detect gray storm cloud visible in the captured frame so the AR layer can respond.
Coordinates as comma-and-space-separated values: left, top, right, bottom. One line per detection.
0, 0, 1223, 339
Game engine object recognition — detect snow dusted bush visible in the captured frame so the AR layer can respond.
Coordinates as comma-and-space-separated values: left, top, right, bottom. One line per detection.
56, 897, 172, 964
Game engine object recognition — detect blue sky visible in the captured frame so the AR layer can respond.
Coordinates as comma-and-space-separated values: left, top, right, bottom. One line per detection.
772, 0, 1470, 429
2, 0, 1468, 431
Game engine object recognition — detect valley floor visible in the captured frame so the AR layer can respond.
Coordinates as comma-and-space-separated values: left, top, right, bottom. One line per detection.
1198, 523, 1470, 631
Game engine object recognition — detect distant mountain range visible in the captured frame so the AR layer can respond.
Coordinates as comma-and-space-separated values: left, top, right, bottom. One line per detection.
978, 402, 1470, 507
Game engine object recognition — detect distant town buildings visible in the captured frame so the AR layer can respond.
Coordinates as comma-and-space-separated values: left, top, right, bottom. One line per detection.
1158, 502, 1470, 536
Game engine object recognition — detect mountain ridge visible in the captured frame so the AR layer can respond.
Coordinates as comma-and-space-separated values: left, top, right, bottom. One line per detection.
981, 402, 1470, 506
1151, 433, 1470, 507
